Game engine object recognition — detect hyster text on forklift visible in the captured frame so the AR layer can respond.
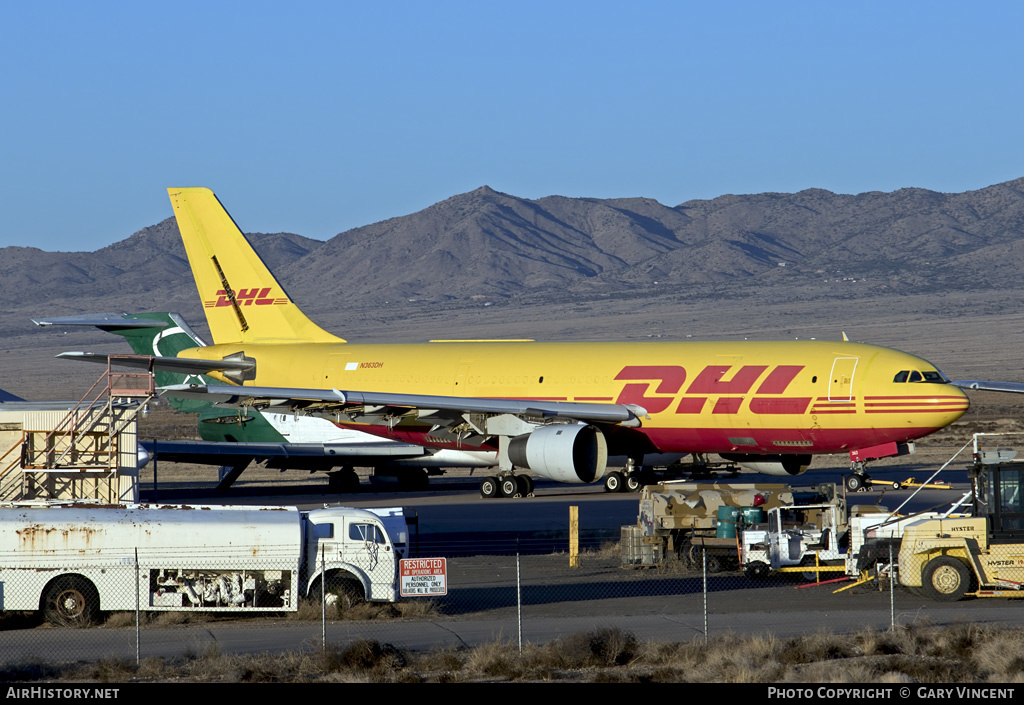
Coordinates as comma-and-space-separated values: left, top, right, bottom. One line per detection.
898, 461, 1024, 600
0, 503, 407, 625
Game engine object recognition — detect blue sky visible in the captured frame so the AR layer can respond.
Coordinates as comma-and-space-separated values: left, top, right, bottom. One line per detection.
2, 1, 1023, 251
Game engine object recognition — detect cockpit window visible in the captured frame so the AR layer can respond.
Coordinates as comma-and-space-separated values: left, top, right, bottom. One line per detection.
893, 370, 949, 384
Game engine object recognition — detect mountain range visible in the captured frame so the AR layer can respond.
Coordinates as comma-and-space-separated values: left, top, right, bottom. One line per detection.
5, 178, 1024, 330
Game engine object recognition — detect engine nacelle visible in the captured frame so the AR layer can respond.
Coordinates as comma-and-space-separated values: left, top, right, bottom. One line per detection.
508, 424, 608, 484
720, 453, 812, 477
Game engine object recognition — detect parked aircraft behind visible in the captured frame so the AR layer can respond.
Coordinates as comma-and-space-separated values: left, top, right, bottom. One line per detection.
87, 188, 972, 497
36, 312, 498, 492
953, 380, 1024, 394
44, 312, 687, 494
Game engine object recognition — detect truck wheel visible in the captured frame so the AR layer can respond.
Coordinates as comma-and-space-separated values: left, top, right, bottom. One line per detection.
798, 557, 826, 582
705, 554, 723, 573
922, 556, 970, 602
604, 471, 624, 493
480, 477, 499, 499
500, 477, 519, 497
43, 576, 99, 627
892, 482, 902, 490
745, 561, 771, 580
311, 575, 365, 611
329, 577, 365, 610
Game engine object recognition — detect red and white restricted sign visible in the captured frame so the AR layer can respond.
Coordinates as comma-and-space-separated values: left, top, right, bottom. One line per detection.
400, 557, 448, 597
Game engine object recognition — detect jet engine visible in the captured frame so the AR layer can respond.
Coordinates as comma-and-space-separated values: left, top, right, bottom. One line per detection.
719, 453, 812, 476
508, 424, 608, 484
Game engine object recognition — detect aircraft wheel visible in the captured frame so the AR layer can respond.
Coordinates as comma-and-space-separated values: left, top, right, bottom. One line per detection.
922, 556, 970, 602
845, 474, 865, 492
480, 477, 499, 499
329, 468, 360, 493
604, 471, 624, 493
399, 468, 429, 491
626, 474, 642, 492
500, 477, 519, 497
517, 475, 534, 497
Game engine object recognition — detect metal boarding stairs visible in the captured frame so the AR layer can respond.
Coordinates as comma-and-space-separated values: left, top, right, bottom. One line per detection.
0, 355, 155, 502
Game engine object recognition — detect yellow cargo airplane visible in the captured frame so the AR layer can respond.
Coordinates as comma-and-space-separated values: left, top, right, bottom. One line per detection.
156, 187, 969, 497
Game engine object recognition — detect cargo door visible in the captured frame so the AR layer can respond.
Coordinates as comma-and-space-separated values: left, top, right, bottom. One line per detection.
828, 357, 858, 402
320, 354, 349, 387
453, 362, 472, 394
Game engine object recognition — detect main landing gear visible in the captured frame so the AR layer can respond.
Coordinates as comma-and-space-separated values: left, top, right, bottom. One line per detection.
479, 474, 535, 499
604, 470, 646, 493
603, 459, 652, 493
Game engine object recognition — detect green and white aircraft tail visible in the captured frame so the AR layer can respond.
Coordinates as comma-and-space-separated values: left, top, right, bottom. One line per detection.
37, 312, 497, 491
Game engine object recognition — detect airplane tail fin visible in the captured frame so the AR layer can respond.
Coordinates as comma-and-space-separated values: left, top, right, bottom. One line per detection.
93, 312, 220, 413
167, 187, 343, 345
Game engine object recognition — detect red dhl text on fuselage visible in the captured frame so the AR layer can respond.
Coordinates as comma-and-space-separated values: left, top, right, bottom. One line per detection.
181, 339, 968, 454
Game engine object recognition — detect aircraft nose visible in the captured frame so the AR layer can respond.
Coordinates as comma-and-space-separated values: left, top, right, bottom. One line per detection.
937, 383, 970, 426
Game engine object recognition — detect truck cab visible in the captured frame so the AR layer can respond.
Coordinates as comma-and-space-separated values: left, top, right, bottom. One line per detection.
742, 501, 847, 578
303, 507, 399, 603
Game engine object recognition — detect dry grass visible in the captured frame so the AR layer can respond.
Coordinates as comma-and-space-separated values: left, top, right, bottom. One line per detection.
97, 599, 439, 629
8, 623, 1024, 683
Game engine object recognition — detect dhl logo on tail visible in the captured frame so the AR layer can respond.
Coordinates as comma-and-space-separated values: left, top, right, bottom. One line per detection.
205, 287, 290, 309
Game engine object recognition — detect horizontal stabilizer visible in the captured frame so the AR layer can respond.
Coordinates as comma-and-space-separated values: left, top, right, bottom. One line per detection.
58, 351, 255, 376
34, 313, 168, 330
140, 439, 427, 465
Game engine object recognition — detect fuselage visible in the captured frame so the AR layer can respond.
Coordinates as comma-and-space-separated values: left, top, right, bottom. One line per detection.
181, 338, 969, 457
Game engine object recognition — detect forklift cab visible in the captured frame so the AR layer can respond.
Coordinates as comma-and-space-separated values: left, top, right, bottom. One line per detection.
975, 463, 1024, 538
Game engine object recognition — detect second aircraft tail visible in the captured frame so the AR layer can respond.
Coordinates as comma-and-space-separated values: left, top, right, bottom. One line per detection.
167, 187, 343, 345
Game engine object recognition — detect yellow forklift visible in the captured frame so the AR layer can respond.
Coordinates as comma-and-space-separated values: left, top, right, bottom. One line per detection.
898, 461, 1024, 600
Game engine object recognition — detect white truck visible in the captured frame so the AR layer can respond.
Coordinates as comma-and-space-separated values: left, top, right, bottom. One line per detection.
0, 503, 405, 626
741, 501, 849, 579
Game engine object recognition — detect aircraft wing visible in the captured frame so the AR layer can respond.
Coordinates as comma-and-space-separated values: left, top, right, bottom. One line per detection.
140, 438, 428, 465
57, 351, 254, 376
952, 380, 1024, 394
161, 383, 648, 425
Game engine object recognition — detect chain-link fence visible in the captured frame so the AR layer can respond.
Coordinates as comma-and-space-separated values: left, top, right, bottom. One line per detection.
4, 528, 1019, 671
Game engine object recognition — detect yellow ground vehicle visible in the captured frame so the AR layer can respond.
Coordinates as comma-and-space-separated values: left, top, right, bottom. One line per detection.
898, 462, 1024, 600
